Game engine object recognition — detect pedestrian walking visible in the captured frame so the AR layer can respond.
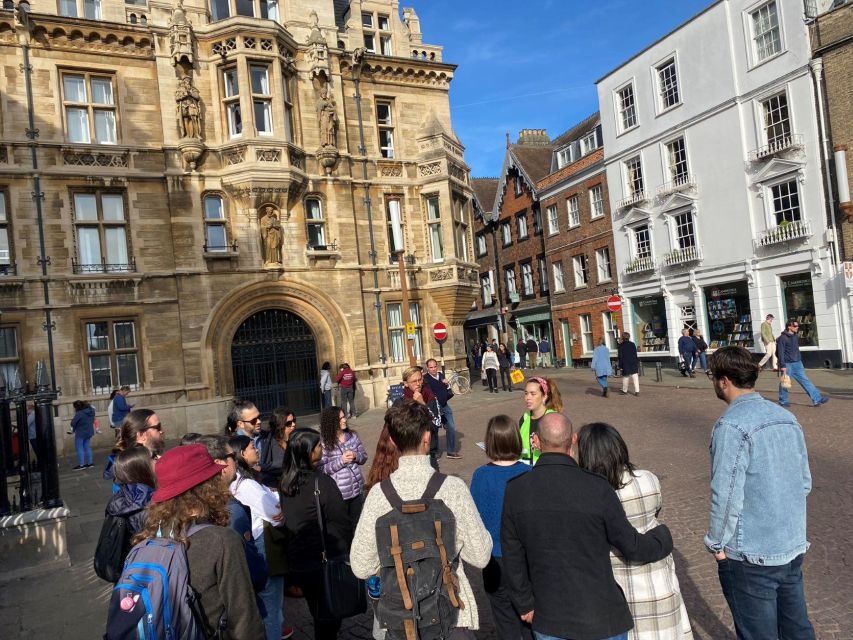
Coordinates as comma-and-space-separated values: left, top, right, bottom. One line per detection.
71, 400, 96, 470
336, 363, 357, 418
470, 415, 533, 640
424, 358, 462, 458
228, 435, 287, 640
497, 343, 514, 391
351, 401, 492, 640
319, 406, 367, 524
705, 346, 816, 639
678, 329, 698, 377
501, 413, 674, 640
482, 344, 500, 393
538, 336, 551, 367
280, 428, 355, 640
757, 314, 778, 371
617, 332, 640, 396
525, 335, 539, 369
591, 338, 612, 397
110, 386, 134, 434
125, 444, 265, 638
516, 338, 528, 370
577, 423, 693, 640
693, 330, 709, 372
777, 319, 829, 407
319, 361, 333, 408
519, 376, 563, 465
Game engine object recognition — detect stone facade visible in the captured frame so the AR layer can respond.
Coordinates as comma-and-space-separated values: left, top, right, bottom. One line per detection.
537, 115, 619, 364
0, 0, 478, 445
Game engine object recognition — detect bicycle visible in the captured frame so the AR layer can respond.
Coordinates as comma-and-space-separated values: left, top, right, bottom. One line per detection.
446, 369, 471, 395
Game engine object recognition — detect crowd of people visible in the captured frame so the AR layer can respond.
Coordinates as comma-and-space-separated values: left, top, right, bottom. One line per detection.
96, 341, 818, 640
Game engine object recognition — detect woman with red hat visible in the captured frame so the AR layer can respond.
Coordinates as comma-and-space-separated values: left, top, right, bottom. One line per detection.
133, 443, 264, 638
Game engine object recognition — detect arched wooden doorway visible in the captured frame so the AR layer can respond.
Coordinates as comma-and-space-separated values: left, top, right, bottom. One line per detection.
231, 309, 320, 416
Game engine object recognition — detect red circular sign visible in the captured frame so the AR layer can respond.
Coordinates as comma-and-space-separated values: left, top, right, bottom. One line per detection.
433, 322, 448, 342
607, 295, 622, 312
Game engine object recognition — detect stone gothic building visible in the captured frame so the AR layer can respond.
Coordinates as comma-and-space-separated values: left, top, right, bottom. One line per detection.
0, 0, 478, 440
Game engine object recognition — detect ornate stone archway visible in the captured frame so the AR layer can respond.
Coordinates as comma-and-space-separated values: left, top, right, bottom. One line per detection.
201, 279, 354, 400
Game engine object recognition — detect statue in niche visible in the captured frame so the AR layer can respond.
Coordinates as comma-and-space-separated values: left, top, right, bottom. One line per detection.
260, 205, 283, 265
175, 75, 202, 139
318, 87, 337, 148
169, 0, 193, 67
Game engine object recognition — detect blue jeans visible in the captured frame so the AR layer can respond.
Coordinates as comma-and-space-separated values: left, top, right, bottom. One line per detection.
779, 360, 822, 405
322, 389, 332, 408
442, 403, 458, 454
74, 435, 92, 466
597, 375, 608, 389
718, 554, 815, 640
254, 532, 285, 640
534, 632, 626, 640
698, 352, 708, 370
681, 352, 695, 372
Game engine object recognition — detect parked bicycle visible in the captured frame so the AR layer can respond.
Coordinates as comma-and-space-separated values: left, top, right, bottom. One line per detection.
446, 369, 471, 395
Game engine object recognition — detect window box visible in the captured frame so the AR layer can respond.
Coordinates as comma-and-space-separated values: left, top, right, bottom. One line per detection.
624, 256, 656, 274
663, 245, 703, 266
617, 191, 648, 210
754, 219, 812, 248
657, 175, 697, 197
748, 133, 804, 162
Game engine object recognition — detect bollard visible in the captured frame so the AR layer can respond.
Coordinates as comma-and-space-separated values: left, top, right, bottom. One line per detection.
638, 361, 645, 377
655, 362, 663, 382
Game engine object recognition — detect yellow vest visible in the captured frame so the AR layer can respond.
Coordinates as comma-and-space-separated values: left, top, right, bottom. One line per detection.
519, 409, 556, 465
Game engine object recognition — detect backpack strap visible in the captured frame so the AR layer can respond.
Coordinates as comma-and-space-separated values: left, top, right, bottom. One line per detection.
422, 472, 446, 500
380, 478, 404, 510
434, 519, 462, 610
186, 522, 212, 538
388, 523, 414, 611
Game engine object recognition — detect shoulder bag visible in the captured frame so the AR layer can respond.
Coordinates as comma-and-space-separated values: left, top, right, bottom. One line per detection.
313, 476, 367, 620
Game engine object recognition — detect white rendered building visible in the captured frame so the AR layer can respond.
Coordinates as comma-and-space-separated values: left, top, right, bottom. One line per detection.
596, 0, 851, 366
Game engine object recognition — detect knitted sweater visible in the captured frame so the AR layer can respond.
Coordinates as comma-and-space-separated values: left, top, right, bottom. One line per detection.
350, 455, 492, 629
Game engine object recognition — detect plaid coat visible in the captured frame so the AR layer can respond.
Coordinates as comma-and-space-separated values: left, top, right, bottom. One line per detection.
611, 469, 694, 640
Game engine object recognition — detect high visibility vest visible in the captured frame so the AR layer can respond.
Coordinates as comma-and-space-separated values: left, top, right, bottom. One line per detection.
519, 409, 556, 465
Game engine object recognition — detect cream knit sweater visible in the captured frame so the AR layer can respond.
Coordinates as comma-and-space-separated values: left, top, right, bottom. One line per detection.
350, 455, 493, 629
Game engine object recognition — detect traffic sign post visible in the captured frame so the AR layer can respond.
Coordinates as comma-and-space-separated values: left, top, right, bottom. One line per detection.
433, 323, 448, 374
405, 321, 416, 339
607, 295, 623, 345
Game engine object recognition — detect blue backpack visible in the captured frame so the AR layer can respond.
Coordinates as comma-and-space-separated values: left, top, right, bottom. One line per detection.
105, 524, 225, 640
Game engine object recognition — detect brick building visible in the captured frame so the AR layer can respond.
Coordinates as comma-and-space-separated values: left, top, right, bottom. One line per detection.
0, 0, 480, 445
468, 177, 500, 344
467, 130, 554, 357
536, 114, 618, 365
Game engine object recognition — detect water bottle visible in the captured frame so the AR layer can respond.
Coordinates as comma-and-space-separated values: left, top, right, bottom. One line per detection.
367, 575, 381, 600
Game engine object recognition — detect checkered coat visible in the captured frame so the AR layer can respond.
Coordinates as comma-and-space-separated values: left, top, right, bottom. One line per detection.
611, 469, 694, 640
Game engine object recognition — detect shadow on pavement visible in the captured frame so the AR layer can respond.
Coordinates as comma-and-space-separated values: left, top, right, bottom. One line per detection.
673, 547, 733, 640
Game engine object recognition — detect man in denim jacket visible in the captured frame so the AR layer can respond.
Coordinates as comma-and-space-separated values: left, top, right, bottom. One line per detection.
704, 346, 815, 639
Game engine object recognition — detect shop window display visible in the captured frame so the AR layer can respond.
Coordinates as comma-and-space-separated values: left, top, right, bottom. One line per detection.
632, 297, 669, 352
704, 282, 753, 349
781, 273, 818, 346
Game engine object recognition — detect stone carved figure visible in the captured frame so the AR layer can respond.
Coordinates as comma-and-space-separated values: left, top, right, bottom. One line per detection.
318, 87, 337, 148
175, 76, 202, 139
169, 0, 193, 66
260, 206, 283, 265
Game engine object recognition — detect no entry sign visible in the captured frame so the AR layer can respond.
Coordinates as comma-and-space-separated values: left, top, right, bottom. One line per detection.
433, 322, 448, 343
607, 295, 622, 312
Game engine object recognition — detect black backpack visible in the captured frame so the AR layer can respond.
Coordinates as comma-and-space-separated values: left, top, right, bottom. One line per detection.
375, 474, 462, 640
94, 514, 132, 583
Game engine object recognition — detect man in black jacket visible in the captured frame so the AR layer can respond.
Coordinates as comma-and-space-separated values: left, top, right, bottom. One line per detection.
617, 332, 640, 396
501, 413, 673, 640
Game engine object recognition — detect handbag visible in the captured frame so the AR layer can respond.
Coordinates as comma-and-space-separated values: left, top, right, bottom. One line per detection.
780, 373, 792, 389
262, 520, 292, 577
510, 369, 524, 385
313, 476, 367, 620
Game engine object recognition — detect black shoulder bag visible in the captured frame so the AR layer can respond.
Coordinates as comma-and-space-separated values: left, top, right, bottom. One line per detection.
313, 476, 367, 620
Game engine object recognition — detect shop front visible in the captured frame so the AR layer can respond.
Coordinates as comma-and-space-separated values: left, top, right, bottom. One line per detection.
703, 281, 754, 350
631, 296, 669, 354
512, 307, 554, 365
781, 273, 819, 347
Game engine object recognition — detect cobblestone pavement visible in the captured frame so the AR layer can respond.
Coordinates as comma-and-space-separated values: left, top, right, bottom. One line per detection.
2, 365, 851, 639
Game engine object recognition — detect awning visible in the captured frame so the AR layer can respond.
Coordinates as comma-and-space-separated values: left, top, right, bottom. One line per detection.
512, 307, 552, 324
464, 308, 499, 328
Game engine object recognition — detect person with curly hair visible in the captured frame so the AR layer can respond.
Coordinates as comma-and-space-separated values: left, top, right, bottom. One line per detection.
133, 444, 264, 638
319, 406, 367, 524
364, 421, 400, 494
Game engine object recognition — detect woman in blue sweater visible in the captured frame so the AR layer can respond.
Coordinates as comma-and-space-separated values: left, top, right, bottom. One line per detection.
70, 400, 96, 470
470, 414, 532, 640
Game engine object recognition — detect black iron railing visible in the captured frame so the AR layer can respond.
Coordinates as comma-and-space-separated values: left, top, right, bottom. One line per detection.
71, 258, 136, 274
203, 242, 238, 253
0, 262, 17, 275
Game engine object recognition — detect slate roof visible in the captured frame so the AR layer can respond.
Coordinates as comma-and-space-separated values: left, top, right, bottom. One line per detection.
551, 112, 600, 149
471, 178, 499, 216
510, 144, 554, 184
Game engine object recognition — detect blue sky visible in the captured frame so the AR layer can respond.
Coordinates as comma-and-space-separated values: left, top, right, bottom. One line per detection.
411, 0, 712, 177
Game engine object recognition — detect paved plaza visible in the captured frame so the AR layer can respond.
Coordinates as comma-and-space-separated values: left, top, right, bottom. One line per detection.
1, 366, 851, 639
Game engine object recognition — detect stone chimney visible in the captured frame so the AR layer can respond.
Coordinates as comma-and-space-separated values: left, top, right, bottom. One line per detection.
516, 129, 550, 145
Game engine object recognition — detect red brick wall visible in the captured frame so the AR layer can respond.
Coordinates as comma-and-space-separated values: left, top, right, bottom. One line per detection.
552, 298, 617, 362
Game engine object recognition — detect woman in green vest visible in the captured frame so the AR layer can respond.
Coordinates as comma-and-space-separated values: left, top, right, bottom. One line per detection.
519, 376, 563, 465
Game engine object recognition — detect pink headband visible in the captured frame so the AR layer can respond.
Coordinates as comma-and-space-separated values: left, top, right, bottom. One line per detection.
530, 376, 549, 396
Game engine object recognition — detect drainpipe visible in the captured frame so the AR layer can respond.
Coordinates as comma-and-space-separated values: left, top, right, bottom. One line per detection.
810, 58, 852, 366
16, 6, 58, 387
351, 51, 387, 370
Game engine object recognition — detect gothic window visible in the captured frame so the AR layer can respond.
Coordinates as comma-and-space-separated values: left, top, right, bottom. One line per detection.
305, 197, 326, 249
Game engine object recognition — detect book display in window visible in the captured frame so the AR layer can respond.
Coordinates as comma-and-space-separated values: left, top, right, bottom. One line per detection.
704, 282, 754, 349
632, 296, 669, 353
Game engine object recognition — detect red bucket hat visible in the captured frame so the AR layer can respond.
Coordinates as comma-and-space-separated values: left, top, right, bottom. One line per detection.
152, 444, 222, 503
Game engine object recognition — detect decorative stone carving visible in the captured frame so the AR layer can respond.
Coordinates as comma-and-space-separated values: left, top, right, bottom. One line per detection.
448, 162, 466, 183
260, 205, 283, 266
224, 146, 245, 165
378, 162, 403, 177
63, 150, 129, 168
175, 76, 202, 140
212, 38, 236, 57
169, 0, 193, 67
281, 53, 296, 76
288, 148, 305, 170
0, 147, 7, 163
430, 268, 454, 282
306, 10, 329, 82
318, 87, 338, 148
256, 148, 281, 162
317, 146, 340, 176
178, 138, 204, 171
418, 162, 441, 177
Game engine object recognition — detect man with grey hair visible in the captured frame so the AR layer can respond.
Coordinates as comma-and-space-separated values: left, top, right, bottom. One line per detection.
502, 413, 674, 640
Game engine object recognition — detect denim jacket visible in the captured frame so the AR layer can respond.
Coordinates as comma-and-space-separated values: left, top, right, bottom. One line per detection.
704, 392, 811, 565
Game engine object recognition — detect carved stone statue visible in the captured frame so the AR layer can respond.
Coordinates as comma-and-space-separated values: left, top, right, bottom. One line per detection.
169, 0, 193, 67
307, 9, 329, 81
175, 76, 202, 139
318, 87, 337, 148
260, 205, 283, 265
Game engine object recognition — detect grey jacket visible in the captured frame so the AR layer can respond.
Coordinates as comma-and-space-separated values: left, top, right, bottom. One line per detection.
319, 431, 368, 500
